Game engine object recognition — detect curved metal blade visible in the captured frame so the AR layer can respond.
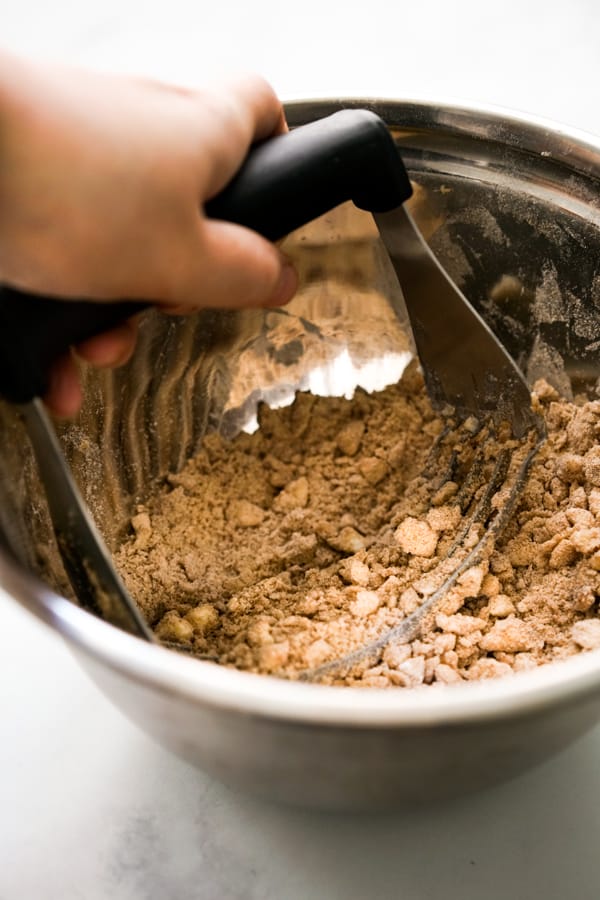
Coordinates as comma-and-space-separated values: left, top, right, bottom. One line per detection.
20, 399, 153, 639
375, 207, 541, 438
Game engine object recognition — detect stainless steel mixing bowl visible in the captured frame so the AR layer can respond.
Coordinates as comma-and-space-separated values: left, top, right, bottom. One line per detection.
2, 100, 600, 811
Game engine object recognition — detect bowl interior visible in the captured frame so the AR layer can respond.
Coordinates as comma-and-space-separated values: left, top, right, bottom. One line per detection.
2, 100, 600, 645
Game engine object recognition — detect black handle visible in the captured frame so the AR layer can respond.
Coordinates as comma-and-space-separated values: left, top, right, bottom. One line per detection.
0, 109, 411, 403
206, 109, 412, 238
0, 290, 142, 403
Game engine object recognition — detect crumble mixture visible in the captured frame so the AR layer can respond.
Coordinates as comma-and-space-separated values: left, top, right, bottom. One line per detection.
115, 365, 600, 687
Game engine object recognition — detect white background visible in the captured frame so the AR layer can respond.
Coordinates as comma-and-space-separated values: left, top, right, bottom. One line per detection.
1, 2, 600, 897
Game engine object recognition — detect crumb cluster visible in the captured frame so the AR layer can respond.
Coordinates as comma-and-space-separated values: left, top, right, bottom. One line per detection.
115, 366, 600, 687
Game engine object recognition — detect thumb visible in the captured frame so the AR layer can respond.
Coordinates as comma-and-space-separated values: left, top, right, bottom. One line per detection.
167, 219, 298, 311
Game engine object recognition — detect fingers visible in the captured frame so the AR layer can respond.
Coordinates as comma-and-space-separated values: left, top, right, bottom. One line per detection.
74, 318, 138, 368
213, 73, 284, 142
199, 75, 287, 198
230, 74, 286, 143
153, 77, 296, 313
44, 353, 83, 419
44, 320, 138, 417
161, 218, 298, 311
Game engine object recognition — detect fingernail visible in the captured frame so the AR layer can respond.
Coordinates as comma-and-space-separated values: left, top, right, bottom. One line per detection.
266, 262, 298, 307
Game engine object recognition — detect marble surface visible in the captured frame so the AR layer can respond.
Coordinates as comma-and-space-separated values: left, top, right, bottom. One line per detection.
1, 1, 600, 897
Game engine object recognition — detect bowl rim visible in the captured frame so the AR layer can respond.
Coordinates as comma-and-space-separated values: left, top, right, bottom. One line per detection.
6, 97, 600, 728
8, 558, 600, 728
286, 97, 600, 180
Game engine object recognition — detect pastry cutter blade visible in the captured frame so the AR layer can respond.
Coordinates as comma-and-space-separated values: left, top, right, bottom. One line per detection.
374, 205, 540, 437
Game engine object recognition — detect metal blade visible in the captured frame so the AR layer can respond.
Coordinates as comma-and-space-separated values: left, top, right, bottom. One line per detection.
374, 207, 540, 437
20, 398, 153, 639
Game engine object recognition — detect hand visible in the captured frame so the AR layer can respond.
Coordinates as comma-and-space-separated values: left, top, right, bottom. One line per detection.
0, 51, 298, 416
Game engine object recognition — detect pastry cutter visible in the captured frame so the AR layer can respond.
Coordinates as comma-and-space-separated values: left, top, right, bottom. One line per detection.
0, 109, 539, 638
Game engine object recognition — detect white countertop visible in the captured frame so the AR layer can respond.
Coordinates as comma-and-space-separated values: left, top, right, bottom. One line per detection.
2, 2, 600, 897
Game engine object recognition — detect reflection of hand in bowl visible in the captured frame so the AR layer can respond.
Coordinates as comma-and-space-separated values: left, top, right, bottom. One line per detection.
2, 100, 600, 811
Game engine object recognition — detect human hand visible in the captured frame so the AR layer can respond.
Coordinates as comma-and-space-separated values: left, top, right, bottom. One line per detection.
0, 51, 298, 416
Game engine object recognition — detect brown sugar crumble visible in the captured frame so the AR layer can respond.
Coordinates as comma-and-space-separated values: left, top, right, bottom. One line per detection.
114, 365, 600, 687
